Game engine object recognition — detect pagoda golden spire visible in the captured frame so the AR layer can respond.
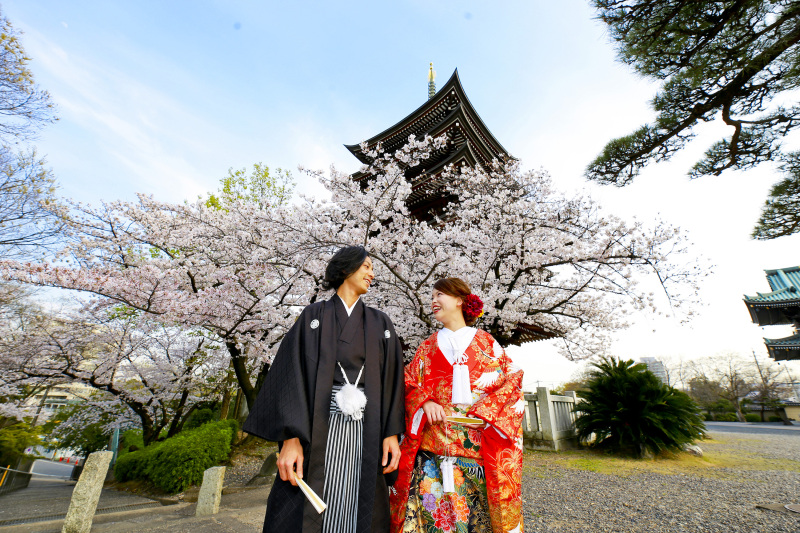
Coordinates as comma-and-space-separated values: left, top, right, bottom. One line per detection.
428, 63, 436, 99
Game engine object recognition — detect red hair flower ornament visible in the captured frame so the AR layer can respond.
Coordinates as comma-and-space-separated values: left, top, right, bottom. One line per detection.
462, 294, 484, 320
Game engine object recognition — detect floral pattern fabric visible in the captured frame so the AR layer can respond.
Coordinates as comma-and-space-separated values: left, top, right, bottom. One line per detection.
390, 329, 524, 533
401, 451, 491, 533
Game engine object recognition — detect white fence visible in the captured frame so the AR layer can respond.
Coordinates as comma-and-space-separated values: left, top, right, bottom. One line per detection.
522, 387, 579, 451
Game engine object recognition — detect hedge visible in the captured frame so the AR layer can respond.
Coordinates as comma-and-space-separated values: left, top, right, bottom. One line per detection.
744, 414, 761, 422
714, 413, 738, 422
114, 419, 238, 493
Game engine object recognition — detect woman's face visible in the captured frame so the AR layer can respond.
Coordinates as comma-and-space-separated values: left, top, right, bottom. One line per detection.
431, 289, 462, 325
341, 256, 374, 295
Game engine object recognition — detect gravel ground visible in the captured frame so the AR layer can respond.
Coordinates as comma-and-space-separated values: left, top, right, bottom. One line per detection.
117, 429, 800, 532
222, 440, 277, 488
523, 430, 800, 532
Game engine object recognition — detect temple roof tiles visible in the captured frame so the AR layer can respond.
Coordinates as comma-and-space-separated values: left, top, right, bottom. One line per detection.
743, 266, 800, 305
345, 70, 511, 171
764, 332, 800, 361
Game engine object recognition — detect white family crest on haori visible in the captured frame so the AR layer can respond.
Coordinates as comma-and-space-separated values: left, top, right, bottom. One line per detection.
385, 330, 391, 339
310, 319, 319, 329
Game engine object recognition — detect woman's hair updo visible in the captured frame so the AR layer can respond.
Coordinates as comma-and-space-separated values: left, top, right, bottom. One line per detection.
433, 277, 484, 327
322, 246, 369, 291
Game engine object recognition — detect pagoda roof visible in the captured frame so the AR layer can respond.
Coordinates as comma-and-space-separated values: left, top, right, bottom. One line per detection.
345, 69, 512, 171
764, 332, 800, 361
744, 266, 800, 325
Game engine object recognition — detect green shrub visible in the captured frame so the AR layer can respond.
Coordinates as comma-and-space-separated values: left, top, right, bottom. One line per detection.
744, 414, 761, 422
574, 357, 706, 458
769, 416, 783, 422
703, 412, 713, 421
183, 408, 216, 431
714, 413, 738, 422
114, 448, 152, 482
113, 420, 238, 493
0, 422, 40, 467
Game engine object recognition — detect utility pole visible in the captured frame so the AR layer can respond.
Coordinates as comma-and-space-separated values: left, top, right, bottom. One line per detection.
31, 385, 52, 426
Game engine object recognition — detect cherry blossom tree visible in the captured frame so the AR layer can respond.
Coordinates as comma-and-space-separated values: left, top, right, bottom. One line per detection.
0, 302, 229, 445
295, 135, 703, 359
1, 135, 702, 412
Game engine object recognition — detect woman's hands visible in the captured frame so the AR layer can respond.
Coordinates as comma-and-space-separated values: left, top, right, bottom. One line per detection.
382, 435, 400, 474
278, 437, 304, 486
423, 400, 483, 429
422, 400, 446, 424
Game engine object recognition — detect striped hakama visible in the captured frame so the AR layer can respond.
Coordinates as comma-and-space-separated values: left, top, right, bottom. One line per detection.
321, 384, 364, 533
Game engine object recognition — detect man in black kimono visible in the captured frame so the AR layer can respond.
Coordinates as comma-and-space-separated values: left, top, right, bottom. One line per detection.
243, 246, 405, 533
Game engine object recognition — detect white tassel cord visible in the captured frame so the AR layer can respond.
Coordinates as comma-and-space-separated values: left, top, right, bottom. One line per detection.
450, 338, 473, 405
441, 457, 456, 493
335, 362, 367, 421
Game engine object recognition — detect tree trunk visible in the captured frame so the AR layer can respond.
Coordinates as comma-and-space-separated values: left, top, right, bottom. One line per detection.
219, 386, 232, 420
232, 388, 244, 421
165, 390, 190, 438
734, 400, 745, 422
219, 362, 236, 419
227, 341, 257, 409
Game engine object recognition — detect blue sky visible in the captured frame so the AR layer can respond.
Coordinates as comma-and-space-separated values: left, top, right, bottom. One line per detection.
7, 1, 800, 387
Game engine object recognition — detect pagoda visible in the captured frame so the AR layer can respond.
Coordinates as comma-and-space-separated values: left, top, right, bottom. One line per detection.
346, 66, 553, 345
345, 65, 512, 220
744, 266, 800, 361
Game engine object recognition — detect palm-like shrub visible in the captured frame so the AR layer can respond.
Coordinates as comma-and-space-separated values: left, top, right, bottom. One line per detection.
574, 357, 705, 458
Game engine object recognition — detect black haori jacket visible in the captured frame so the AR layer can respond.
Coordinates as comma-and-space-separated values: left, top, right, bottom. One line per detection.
243, 298, 406, 533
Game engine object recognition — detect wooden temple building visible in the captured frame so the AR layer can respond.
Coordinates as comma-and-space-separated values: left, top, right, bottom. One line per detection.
744, 266, 800, 361
345, 66, 512, 220
345, 65, 553, 346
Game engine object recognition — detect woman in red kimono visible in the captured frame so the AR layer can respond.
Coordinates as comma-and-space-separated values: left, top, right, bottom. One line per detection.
390, 278, 524, 533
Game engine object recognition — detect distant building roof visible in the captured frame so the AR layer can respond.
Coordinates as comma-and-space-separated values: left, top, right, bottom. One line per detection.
744, 266, 800, 325
764, 332, 800, 361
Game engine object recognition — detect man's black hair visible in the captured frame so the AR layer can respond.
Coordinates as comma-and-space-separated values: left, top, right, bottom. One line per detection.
322, 246, 369, 291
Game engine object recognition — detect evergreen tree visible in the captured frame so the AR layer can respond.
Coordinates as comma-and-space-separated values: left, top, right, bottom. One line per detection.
587, 1, 800, 239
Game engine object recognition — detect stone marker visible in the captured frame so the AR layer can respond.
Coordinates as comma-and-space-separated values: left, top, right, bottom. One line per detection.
683, 443, 703, 457
246, 451, 278, 486
196, 466, 226, 516
62, 451, 113, 533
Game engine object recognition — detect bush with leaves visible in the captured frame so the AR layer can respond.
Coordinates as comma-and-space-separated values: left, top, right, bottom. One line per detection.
574, 357, 705, 458
0, 421, 40, 466
114, 419, 238, 493
182, 407, 217, 431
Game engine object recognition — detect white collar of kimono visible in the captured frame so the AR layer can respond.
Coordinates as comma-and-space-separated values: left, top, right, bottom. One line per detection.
337, 295, 360, 316
438, 326, 477, 405
437, 326, 477, 366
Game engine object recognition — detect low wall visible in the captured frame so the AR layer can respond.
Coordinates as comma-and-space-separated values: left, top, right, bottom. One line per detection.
522, 387, 580, 452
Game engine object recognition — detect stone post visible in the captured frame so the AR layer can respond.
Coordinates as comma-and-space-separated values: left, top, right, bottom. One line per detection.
537, 386, 559, 449
62, 451, 113, 533
522, 393, 538, 432
196, 466, 226, 516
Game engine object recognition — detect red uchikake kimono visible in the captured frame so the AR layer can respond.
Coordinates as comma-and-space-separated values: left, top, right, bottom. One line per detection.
390, 329, 524, 533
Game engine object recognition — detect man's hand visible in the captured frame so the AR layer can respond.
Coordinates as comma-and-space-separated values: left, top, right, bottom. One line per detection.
422, 400, 446, 424
382, 435, 400, 474
278, 437, 304, 486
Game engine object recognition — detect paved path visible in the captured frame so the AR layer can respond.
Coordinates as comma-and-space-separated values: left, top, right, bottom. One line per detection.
29, 458, 74, 483
0, 461, 162, 528
705, 420, 800, 436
